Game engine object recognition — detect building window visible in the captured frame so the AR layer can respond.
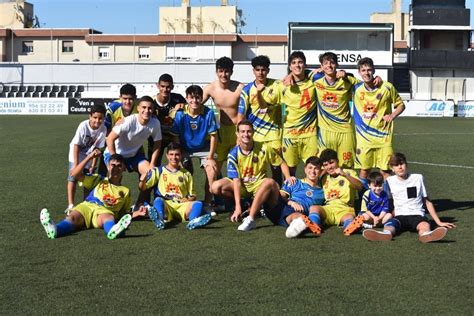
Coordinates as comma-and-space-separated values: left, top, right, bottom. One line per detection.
138, 47, 150, 60
62, 41, 73, 53
98, 47, 110, 60
22, 41, 33, 54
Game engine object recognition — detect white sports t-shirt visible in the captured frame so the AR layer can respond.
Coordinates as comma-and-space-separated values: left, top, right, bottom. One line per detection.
68, 120, 107, 167
112, 114, 162, 158
386, 173, 428, 217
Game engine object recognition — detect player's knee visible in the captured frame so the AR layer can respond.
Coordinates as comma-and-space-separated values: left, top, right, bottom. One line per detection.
309, 205, 321, 214
384, 218, 399, 234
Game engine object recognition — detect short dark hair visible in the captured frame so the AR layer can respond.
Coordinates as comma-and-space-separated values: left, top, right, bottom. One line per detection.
319, 149, 338, 163
368, 171, 384, 186
288, 51, 306, 65
167, 142, 182, 153
357, 57, 375, 70
216, 56, 234, 71
137, 95, 155, 106
158, 73, 173, 84
120, 83, 136, 96
89, 104, 106, 115
251, 55, 270, 69
389, 152, 407, 166
319, 52, 338, 65
305, 156, 322, 167
185, 85, 203, 98
109, 154, 125, 164
237, 119, 254, 132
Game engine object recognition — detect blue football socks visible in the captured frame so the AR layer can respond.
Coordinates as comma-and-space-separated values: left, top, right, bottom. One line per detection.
308, 213, 321, 226
188, 201, 203, 221
56, 220, 75, 237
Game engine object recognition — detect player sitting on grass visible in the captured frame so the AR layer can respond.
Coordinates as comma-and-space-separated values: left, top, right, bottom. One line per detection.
308, 149, 364, 236
358, 171, 392, 229
66, 104, 107, 213
139, 142, 212, 230
363, 153, 456, 243
40, 150, 146, 240
171, 85, 218, 211
210, 120, 294, 231
262, 156, 325, 238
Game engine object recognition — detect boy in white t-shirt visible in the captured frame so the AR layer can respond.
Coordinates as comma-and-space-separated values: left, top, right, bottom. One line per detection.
363, 152, 456, 243
106, 95, 162, 207
67, 105, 107, 212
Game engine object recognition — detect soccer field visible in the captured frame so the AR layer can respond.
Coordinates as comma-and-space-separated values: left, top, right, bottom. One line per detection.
1, 116, 473, 314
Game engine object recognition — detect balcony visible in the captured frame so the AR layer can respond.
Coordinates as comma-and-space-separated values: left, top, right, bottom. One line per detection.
410, 50, 474, 68
412, 8, 470, 26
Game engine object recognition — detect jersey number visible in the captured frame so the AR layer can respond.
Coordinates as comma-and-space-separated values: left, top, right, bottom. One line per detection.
300, 89, 312, 110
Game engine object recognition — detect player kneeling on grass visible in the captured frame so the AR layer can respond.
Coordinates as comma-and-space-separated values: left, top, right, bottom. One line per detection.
363, 153, 456, 243
210, 120, 295, 231
308, 149, 364, 236
40, 151, 146, 240
138, 142, 212, 230
358, 171, 392, 229
264, 156, 325, 238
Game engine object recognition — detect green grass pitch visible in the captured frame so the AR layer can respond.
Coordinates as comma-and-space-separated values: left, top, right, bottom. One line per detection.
1, 116, 473, 314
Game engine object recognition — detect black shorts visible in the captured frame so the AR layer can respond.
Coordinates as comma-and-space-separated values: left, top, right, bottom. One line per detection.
393, 215, 429, 233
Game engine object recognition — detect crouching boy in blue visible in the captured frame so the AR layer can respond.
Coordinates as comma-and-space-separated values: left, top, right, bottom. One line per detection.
40, 151, 146, 240
363, 152, 455, 242
244, 156, 325, 238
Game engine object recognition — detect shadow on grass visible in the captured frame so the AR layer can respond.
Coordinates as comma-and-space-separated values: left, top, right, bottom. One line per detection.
432, 199, 474, 212
123, 233, 154, 238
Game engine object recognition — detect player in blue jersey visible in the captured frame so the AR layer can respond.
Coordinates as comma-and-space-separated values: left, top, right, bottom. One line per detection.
358, 171, 392, 229
40, 150, 146, 240
171, 85, 218, 207
149, 73, 186, 163
260, 156, 326, 238
238, 55, 283, 184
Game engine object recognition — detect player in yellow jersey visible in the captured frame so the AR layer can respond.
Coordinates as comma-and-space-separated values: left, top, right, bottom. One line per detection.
210, 120, 294, 230
40, 150, 146, 240
353, 57, 405, 180
238, 55, 283, 184
310, 52, 359, 168
277, 51, 318, 176
105, 83, 138, 131
308, 149, 364, 236
139, 142, 212, 230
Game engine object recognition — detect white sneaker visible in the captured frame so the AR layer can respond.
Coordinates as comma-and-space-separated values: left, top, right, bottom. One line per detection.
285, 217, 307, 238
40, 208, 57, 239
238, 216, 256, 232
107, 214, 132, 240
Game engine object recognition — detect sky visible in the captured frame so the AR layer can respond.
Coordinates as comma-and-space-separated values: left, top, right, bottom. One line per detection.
29, 0, 474, 35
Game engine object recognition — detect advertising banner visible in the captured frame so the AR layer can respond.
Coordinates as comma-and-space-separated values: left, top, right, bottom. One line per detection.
457, 101, 474, 118
68, 98, 114, 114
0, 98, 68, 115
400, 100, 455, 117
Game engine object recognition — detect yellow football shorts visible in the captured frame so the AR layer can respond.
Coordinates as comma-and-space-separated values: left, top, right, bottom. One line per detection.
216, 124, 237, 162
355, 146, 393, 171
318, 128, 355, 169
320, 204, 355, 226
74, 201, 115, 229
164, 200, 193, 222
282, 136, 318, 168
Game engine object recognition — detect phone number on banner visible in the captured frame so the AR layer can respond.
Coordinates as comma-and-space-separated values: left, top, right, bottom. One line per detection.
0, 98, 69, 115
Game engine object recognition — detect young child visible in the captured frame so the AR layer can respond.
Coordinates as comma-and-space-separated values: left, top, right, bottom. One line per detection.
67, 104, 107, 212
139, 142, 212, 230
359, 171, 392, 229
363, 152, 456, 243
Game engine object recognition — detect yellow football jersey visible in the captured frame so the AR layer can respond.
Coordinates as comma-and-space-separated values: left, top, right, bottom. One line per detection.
239, 79, 282, 142
321, 169, 359, 207
276, 79, 317, 139
82, 174, 132, 216
106, 99, 138, 129
227, 142, 282, 185
144, 166, 195, 202
352, 82, 404, 147
311, 74, 359, 133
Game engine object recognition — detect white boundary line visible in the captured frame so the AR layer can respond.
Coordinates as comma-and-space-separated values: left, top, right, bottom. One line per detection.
409, 161, 474, 170
395, 132, 474, 136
